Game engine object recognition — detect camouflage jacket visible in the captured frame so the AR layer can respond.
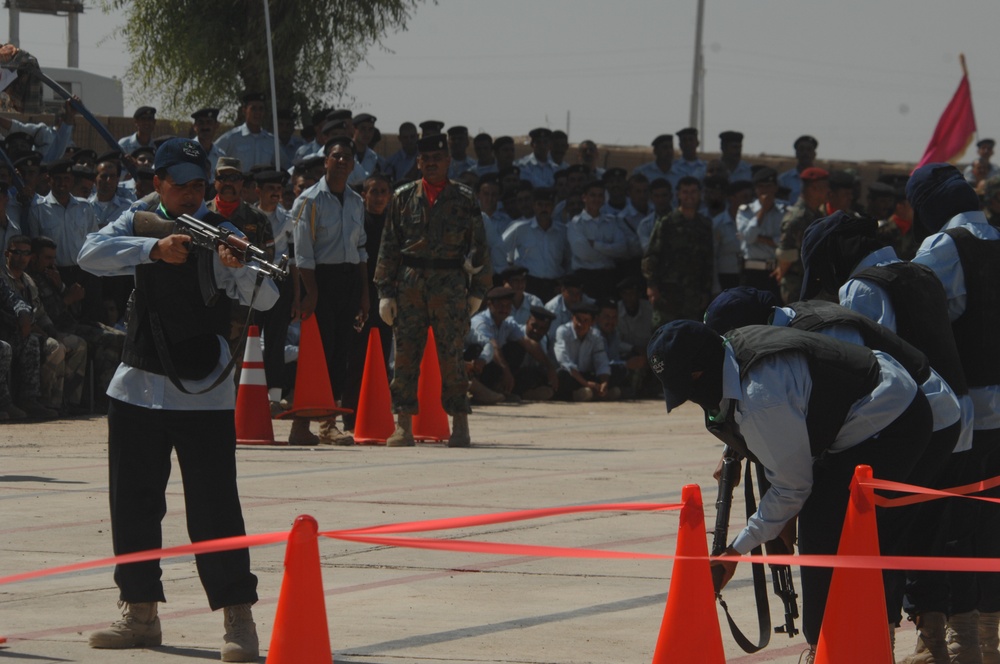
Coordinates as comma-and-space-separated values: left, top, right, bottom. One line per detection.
374, 179, 492, 299
641, 210, 714, 319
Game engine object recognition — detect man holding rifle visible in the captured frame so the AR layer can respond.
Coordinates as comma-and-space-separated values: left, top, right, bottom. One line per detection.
647, 318, 932, 663
78, 138, 278, 662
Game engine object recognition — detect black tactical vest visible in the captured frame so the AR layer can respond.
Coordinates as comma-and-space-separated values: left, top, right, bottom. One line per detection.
720, 326, 881, 458
852, 261, 967, 396
943, 228, 1000, 387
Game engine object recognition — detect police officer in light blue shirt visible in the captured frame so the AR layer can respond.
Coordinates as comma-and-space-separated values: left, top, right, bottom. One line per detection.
216, 92, 281, 172
117, 106, 157, 156
191, 107, 225, 184
777, 135, 819, 205
349, 113, 382, 187
517, 128, 558, 188
90, 151, 131, 228
736, 167, 785, 298
446, 126, 477, 179
719, 130, 753, 184
385, 121, 419, 183
672, 127, 706, 182
633, 134, 677, 192
503, 187, 568, 300
471, 132, 498, 177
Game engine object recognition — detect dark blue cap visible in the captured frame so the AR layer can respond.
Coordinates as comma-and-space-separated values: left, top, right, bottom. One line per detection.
704, 287, 778, 334
799, 211, 877, 301
647, 320, 724, 412
906, 163, 981, 235
153, 138, 209, 185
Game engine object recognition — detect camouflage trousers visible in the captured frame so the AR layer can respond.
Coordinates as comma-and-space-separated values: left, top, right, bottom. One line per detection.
0, 339, 13, 408
10, 333, 41, 401
40, 333, 87, 409
390, 269, 471, 415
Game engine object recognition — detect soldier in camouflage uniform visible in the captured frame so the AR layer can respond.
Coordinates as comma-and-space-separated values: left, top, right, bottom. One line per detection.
3, 235, 85, 414
374, 133, 492, 447
0, 246, 50, 418
773, 167, 829, 303
29, 235, 125, 408
641, 176, 714, 329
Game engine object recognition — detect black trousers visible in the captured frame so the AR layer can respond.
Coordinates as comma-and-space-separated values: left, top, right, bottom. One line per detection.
798, 390, 931, 645
312, 264, 362, 403
256, 275, 294, 393
107, 399, 258, 610
342, 301, 392, 431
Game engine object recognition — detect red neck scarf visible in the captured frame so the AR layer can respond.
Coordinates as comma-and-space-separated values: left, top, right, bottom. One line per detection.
890, 213, 913, 235
214, 195, 240, 219
421, 178, 447, 208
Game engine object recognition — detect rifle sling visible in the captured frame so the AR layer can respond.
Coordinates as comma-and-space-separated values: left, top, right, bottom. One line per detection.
716, 460, 772, 653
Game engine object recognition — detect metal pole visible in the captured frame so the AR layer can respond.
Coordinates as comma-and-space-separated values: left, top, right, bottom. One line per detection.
262, 0, 281, 170
688, 0, 705, 129
9, 0, 19, 47
67, 11, 80, 68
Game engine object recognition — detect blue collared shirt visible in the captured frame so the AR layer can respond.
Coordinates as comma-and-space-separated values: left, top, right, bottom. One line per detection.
545, 293, 595, 344
566, 210, 629, 271
28, 193, 99, 266
384, 149, 418, 182
553, 321, 610, 376
777, 167, 804, 203
617, 299, 653, 353
726, 344, 918, 553
216, 124, 281, 171
727, 159, 753, 184
483, 210, 512, 273
77, 202, 279, 411
736, 199, 786, 261
671, 158, 707, 182
468, 310, 525, 363
290, 177, 367, 269
712, 208, 742, 275
348, 148, 382, 187
511, 292, 544, 326
632, 161, 678, 190
11, 119, 73, 162
517, 153, 558, 188
913, 210, 1000, 431
448, 156, 477, 179
194, 137, 226, 183
117, 132, 155, 157
89, 194, 132, 228
503, 218, 569, 280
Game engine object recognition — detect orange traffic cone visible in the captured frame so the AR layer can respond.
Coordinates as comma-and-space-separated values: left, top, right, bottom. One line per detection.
266, 515, 333, 664
651, 484, 726, 664
236, 325, 286, 445
412, 326, 450, 442
815, 465, 892, 664
277, 315, 350, 420
353, 327, 394, 445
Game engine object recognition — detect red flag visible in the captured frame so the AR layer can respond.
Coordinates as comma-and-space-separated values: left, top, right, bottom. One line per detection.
916, 60, 977, 169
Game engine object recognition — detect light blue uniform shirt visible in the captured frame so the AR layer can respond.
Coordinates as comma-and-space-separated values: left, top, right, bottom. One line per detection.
261, 206, 292, 262
712, 208, 742, 276
566, 210, 629, 271
503, 218, 569, 280
468, 310, 525, 363
290, 177, 367, 270
89, 194, 132, 229
517, 153, 557, 188
295, 140, 322, 162
216, 124, 280, 172
633, 161, 678, 191
77, 202, 279, 410
348, 148, 382, 187
554, 322, 610, 376
483, 210, 512, 273
727, 159, 753, 184
448, 156, 477, 179
672, 158, 707, 182
117, 132, 155, 157
636, 211, 658, 253
511, 292, 544, 326
736, 200, 786, 262
545, 293, 595, 344
11, 119, 73, 162
473, 162, 499, 177
727, 344, 918, 553
778, 167, 804, 203
194, 137, 226, 183
28, 192, 99, 266
385, 149, 418, 182
913, 210, 1000, 431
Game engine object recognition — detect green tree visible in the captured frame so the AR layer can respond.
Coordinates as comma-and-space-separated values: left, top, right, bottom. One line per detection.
102, 0, 424, 121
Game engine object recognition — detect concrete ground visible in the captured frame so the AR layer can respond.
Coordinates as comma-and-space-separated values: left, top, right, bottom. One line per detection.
0, 400, 903, 663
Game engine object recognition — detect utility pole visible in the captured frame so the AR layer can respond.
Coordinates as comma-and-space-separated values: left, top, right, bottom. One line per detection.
688, 0, 705, 135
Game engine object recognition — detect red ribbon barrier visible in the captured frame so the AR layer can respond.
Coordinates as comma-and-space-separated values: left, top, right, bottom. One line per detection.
864, 476, 1000, 508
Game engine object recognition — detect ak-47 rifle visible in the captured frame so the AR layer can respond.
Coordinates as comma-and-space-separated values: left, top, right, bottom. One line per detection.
133, 211, 289, 281
711, 445, 800, 653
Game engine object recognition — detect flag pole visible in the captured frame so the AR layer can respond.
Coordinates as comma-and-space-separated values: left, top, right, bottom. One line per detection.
960, 53, 977, 146
263, 0, 281, 171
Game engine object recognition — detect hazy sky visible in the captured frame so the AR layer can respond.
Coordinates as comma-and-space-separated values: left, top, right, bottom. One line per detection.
2, 0, 999, 164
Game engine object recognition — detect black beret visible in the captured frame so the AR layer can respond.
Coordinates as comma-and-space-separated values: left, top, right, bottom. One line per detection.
719, 130, 744, 143
322, 119, 347, 135
191, 107, 220, 121
447, 125, 469, 136
569, 301, 599, 316
493, 135, 514, 149
324, 136, 356, 154
13, 153, 40, 169
300, 155, 326, 171
242, 91, 266, 105
752, 167, 777, 185
651, 134, 673, 147
43, 158, 73, 175
478, 172, 499, 186
419, 120, 445, 134
794, 135, 818, 149
978, 138, 996, 149
353, 113, 376, 126
254, 169, 288, 186
601, 167, 627, 182
4, 131, 32, 147
133, 106, 156, 119
485, 286, 515, 300
676, 127, 698, 138
417, 134, 448, 153
867, 182, 896, 198
529, 306, 556, 321
71, 149, 97, 164
499, 265, 529, 280
473, 132, 492, 143
529, 127, 552, 140
328, 109, 353, 122
135, 165, 155, 180
96, 150, 123, 165
71, 164, 96, 178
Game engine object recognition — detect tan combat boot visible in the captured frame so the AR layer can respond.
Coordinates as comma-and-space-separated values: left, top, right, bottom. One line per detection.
319, 417, 355, 445
89, 601, 162, 649
898, 611, 949, 663
448, 412, 471, 447
386, 413, 414, 447
948, 611, 984, 664
288, 416, 319, 445
980, 611, 1000, 664
221, 603, 259, 662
